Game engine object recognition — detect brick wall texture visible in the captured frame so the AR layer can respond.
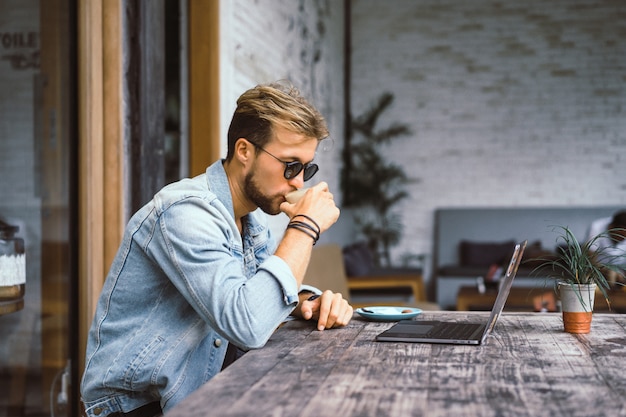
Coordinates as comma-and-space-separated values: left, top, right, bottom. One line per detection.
224, 0, 625, 274
223, 0, 347, 238
222, 0, 345, 197
350, 0, 626, 267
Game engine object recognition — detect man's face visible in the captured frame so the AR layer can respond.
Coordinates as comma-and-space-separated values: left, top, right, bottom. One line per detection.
244, 126, 318, 215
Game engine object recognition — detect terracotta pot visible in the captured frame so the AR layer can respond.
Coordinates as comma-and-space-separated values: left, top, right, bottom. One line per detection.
558, 282, 596, 334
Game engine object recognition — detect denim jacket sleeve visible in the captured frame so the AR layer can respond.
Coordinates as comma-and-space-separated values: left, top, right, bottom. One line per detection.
147, 193, 300, 349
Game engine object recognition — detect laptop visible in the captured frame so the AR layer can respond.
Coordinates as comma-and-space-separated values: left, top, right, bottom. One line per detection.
376, 240, 527, 345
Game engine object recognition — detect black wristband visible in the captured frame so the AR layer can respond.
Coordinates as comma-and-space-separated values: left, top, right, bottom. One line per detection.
288, 220, 320, 241
287, 223, 318, 244
292, 214, 320, 234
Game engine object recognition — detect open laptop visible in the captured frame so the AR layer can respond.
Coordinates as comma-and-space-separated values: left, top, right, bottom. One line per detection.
376, 240, 527, 345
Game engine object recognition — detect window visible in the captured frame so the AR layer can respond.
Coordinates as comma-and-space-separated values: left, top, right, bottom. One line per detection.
0, 1, 78, 415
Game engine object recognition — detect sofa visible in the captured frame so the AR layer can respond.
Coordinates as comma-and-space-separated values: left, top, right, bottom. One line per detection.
431, 206, 624, 309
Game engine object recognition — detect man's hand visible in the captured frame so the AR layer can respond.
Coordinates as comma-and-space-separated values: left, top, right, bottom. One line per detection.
280, 182, 340, 235
295, 290, 353, 331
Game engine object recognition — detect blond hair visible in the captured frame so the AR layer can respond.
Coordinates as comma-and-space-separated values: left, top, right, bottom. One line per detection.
226, 81, 328, 160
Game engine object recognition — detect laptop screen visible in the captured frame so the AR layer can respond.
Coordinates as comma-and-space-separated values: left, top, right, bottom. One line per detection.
481, 240, 527, 343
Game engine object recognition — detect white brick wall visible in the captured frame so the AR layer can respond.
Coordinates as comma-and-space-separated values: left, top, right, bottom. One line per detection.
219, 0, 626, 278
220, 0, 347, 238
351, 0, 626, 272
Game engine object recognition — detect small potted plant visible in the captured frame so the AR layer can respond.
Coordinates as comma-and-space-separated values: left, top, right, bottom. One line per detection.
532, 226, 626, 334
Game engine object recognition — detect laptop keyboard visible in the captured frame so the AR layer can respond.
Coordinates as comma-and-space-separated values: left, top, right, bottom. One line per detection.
429, 323, 482, 339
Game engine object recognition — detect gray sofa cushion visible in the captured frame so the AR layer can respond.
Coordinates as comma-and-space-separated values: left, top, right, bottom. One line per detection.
459, 240, 515, 267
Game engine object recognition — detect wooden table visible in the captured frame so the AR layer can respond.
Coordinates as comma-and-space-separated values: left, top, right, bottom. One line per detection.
168, 312, 626, 417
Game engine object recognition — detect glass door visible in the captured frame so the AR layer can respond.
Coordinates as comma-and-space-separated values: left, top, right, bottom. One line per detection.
0, 0, 77, 416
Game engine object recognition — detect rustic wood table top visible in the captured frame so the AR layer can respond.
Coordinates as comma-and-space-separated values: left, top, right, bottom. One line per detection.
168, 312, 626, 417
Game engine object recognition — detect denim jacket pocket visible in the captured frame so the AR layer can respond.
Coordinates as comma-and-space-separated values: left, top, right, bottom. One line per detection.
105, 335, 164, 391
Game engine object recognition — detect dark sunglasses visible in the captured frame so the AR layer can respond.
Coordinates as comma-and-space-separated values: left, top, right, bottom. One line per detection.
252, 143, 319, 181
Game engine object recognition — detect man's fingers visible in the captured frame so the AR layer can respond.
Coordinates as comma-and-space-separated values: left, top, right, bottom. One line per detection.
317, 291, 349, 330
307, 290, 352, 331
316, 291, 331, 330
338, 305, 354, 327
301, 294, 319, 320
301, 304, 313, 320
329, 297, 352, 328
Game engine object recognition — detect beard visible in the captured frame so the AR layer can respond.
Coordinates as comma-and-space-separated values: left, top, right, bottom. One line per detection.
243, 169, 282, 215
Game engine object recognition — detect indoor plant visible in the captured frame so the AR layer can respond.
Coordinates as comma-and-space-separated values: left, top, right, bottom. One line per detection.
532, 225, 626, 334
340, 92, 413, 267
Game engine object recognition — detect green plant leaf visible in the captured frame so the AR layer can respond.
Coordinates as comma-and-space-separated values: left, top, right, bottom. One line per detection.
530, 225, 626, 310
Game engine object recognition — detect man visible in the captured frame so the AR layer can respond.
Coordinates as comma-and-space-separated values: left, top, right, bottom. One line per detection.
81, 82, 353, 417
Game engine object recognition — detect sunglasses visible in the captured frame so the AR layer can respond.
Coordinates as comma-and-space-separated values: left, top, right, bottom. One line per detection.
253, 143, 319, 181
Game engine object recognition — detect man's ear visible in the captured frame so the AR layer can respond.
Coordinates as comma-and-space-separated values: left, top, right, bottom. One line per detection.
234, 138, 254, 165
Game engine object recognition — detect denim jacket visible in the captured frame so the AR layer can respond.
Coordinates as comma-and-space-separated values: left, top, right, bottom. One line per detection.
81, 160, 303, 416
